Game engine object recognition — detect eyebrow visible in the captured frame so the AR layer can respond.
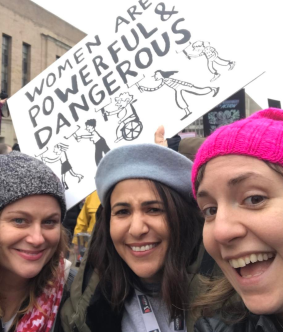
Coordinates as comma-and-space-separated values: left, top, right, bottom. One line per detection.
7, 211, 60, 219
111, 200, 163, 210
197, 172, 263, 199
227, 172, 262, 187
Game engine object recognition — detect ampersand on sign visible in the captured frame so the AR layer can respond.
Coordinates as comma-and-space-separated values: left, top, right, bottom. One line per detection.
155, 2, 179, 21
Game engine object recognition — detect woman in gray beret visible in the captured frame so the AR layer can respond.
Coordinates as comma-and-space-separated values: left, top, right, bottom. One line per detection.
60, 143, 204, 332
0, 151, 69, 332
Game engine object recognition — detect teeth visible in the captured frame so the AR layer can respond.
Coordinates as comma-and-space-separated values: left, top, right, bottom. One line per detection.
229, 253, 274, 269
131, 244, 157, 252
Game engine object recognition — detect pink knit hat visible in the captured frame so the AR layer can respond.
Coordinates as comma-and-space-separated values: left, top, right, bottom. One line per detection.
192, 108, 283, 197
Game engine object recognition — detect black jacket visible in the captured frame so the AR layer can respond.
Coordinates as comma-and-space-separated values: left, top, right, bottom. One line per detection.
194, 314, 281, 332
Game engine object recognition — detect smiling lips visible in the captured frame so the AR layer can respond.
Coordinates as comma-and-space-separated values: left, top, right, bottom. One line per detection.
229, 252, 275, 279
14, 248, 45, 261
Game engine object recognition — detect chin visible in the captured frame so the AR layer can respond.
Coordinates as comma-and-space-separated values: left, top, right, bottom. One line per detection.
244, 298, 283, 316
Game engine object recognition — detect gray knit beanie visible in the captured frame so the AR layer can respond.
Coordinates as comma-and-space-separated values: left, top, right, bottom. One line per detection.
0, 151, 66, 219
95, 143, 193, 206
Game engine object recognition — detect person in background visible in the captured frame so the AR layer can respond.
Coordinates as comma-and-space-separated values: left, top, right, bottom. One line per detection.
72, 191, 100, 259
0, 151, 69, 332
192, 108, 283, 331
12, 143, 20, 152
0, 143, 12, 155
155, 125, 205, 161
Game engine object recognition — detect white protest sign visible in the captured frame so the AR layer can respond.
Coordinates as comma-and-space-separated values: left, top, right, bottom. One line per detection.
8, 0, 265, 209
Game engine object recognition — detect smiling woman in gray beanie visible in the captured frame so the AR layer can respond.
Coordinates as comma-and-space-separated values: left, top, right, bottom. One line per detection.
0, 151, 68, 332
61, 143, 204, 332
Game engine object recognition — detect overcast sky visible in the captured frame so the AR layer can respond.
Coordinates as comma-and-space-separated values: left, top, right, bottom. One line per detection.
31, 0, 283, 109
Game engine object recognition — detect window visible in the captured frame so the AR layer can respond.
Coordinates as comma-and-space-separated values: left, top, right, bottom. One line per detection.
22, 43, 30, 87
1, 35, 11, 94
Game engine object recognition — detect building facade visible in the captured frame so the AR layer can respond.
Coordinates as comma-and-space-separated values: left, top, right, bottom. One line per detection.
0, 0, 86, 145
183, 93, 261, 137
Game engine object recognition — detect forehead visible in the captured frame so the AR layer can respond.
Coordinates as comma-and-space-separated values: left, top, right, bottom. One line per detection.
199, 155, 281, 192
110, 179, 158, 204
0, 195, 61, 215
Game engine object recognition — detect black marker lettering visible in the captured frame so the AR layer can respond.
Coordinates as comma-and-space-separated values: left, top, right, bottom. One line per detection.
79, 65, 93, 86
43, 96, 54, 115
55, 75, 79, 103
74, 48, 85, 64
92, 55, 109, 77
68, 94, 89, 122
85, 35, 101, 54
56, 113, 71, 134
89, 84, 105, 106
135, 47, 153, 69
58, 59, 73, 78
25, 79, 45, 102
122, 29, 139, 51
127, 6, 142, 21
116, 60, 138, 84
171, 18, 191, 45
29, 105, 40, 128
115, 16, 130, 33
108, 41, 121, 64
103, 71, 120, 96
34, 126, 52, 149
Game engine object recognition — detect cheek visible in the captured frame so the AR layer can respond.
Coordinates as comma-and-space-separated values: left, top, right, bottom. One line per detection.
46, 227, 61, 249
109, 219, 121, 245
203, 224, 218, 258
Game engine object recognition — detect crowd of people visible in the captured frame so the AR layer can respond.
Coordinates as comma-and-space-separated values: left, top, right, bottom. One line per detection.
0, 102, 283, 332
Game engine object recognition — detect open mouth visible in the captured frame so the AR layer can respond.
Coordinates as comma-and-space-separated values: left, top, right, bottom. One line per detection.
229, 253, 275, 279
129, 243, 159, 252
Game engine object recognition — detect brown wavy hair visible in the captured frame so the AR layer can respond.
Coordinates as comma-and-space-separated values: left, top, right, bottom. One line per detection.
0, 225, 69, 326
87, 180, 204, 320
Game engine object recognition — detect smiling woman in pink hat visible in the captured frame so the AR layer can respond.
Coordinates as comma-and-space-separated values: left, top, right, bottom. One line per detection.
192, 108, 283, 331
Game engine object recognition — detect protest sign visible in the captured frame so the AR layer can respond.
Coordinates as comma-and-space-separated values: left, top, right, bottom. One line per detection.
8, 0, 265, 209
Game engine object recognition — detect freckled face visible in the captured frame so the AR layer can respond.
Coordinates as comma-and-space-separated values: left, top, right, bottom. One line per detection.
197, 155, 283, 316
0, 195, 61, 282
110, 179, 169, 283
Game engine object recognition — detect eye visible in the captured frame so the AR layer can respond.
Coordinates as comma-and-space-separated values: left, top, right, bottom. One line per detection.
112, 209, 130, 217
146, 207, 164, 215
202, 206, 217, 217
43, 219, 59, 226
244, 195, 266, 205
12, 218, 25, 225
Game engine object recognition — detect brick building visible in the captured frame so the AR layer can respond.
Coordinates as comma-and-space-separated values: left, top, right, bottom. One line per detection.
0, 0, 86, 145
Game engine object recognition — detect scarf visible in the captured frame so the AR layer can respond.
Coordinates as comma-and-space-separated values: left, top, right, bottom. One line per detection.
15, 257, 65, 332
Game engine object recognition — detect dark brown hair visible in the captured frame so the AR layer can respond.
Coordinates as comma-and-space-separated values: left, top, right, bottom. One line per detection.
87, 180, 203, 319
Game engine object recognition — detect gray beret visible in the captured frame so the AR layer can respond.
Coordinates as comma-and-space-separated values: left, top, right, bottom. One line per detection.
0, 151, 66, 219
95, 143, 193, 206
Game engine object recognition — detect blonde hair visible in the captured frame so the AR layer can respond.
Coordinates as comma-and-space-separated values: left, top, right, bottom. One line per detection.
0, 225, 69, 326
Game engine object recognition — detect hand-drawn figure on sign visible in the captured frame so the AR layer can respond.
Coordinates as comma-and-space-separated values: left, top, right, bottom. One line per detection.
188, 41, 235, 82
75, 119, 110, 166
106, 92, 143, 143
43, 143, 83, 190
138, 70, 219, 120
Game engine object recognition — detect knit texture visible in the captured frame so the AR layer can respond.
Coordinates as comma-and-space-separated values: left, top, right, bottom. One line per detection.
95, 143, 193, 206
0, 151, 66, 218
192, 108, 283, 197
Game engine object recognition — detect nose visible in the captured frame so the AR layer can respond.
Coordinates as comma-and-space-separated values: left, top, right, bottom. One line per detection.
212, 206, 247, 245
25, 224, 45, 247
128, 212, 149, 238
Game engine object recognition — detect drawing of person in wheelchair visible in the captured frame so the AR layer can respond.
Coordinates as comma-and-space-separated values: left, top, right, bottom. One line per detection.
106, 92, 143, 143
